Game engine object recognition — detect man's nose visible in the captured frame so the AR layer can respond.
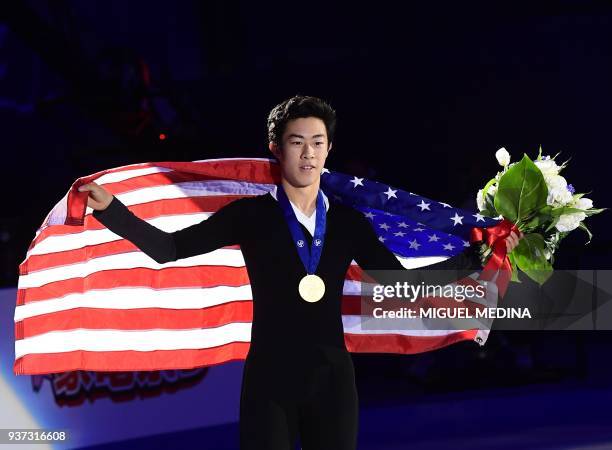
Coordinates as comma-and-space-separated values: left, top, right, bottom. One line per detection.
302, 144, 315, 158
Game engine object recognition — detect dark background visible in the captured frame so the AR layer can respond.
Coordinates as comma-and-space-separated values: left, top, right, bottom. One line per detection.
2, 1, 612, 448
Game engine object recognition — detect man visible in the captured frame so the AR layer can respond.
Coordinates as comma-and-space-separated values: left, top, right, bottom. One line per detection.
79, 95, 523, 449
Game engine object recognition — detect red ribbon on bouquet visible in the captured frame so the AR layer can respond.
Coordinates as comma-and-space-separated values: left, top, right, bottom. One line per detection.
470, 218, 520, 298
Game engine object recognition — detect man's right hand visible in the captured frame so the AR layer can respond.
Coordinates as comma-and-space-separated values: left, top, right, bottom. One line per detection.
78, 182, 114, 211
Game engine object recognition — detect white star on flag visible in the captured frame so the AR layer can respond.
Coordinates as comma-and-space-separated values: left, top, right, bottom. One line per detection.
364, 211, 375, 219
413, 227, 425, 232
397, 221, 409, 228
450, 212, 464, 226
428, 234, 440, 242
379, 223, 390, 231
439, 202, 452, 208
378, 236, 387, 242
473, 213, 485, 222
417, 200, 431, 211
384, 187, 398, 199
443, 243, 456, 251
408, 239, 421, 250
463, 240, 470, 247
350, 176, 364, 188
394, 231, 406, 237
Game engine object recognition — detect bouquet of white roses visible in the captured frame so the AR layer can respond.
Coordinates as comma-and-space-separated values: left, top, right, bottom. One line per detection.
473, 146, 606, 287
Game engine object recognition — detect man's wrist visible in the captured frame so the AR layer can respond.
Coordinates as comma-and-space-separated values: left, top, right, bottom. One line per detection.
92, 196, 118, 219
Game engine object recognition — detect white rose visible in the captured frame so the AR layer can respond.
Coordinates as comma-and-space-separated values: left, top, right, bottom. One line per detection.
545, 175, 572, 206
546, 174, 567, 190
560, 190, 573, 205
477, 185, 498, 211
476, 189, 485, 211
495, 147, 511, 167
549, 188, 573, 206
574, 197, 593, 210
555, 212, 586, 232
535, 158, 561, 177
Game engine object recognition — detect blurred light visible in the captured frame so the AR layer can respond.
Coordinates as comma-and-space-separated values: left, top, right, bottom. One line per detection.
159, 133, 167, 141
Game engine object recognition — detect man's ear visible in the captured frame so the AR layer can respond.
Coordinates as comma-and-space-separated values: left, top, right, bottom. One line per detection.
268, 142, 281, 160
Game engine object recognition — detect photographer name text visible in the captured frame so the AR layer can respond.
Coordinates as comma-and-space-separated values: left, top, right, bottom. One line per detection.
372, 306, 531, 319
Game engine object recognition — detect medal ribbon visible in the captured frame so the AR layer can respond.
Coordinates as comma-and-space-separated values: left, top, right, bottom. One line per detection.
276, 184, 326, 275
470, 218, 520, 298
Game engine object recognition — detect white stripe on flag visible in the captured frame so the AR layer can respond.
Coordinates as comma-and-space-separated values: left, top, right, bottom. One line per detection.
14, 285, 254, 321
85, 180, 277, 213
18, 249, 246, 289
15, 322, 253, 359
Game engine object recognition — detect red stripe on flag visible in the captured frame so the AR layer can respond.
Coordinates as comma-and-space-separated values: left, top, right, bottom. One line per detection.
345, 330, 479, 354
18, 265, 250, 304
13, 342, 252, 375
16, 302, 254, 339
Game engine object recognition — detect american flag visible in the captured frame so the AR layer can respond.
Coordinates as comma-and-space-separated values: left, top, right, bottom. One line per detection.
14, 158, 499, 375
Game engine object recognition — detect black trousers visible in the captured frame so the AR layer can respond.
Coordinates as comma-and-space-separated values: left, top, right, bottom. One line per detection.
239, 345, 359, 450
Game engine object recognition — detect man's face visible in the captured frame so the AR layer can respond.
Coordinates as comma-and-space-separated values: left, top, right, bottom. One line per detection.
269, 117, 332, 188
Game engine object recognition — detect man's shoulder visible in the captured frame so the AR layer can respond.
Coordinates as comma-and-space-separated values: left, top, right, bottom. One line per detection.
327, 199, 367, 222
225, 192, 275, 211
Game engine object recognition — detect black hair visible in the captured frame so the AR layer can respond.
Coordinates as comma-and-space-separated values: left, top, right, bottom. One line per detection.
267, 95, 336, 149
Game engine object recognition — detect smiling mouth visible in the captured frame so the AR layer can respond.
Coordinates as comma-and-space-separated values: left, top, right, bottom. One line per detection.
300, 165, 316, 171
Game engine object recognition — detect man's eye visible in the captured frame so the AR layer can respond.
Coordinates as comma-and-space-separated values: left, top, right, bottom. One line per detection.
316, 142, 324, 146
291, 141, 302, 145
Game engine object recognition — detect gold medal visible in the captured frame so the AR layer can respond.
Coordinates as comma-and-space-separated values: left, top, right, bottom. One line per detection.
298, 274, 326, 303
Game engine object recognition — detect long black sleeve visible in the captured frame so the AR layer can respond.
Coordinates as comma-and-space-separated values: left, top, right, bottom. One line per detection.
92, 195, 246, 263
349, 207, 482, 285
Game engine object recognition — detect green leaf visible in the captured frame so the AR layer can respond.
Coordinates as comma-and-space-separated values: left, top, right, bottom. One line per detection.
507, 252, 522, 283
558, 155, 572, 173
544, 216, 560, 233
511, 233, 553, 285
494, 154, 548, 223
584, 207, 608, 217
480, 208, 498, 218
482, 177, 498, 198
573, 190, 593, 200
484, 192, 496, 213
551, 206, 588, 217
521, 205, 553, 231
578, 222, 593, 244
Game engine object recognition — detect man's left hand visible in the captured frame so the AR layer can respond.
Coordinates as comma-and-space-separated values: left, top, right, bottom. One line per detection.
506, 230, 524, 253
